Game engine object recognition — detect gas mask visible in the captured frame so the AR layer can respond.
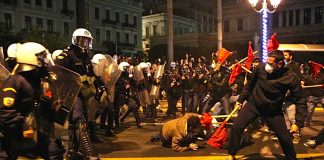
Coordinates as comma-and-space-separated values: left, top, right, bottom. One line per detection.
265, 63, 274, 74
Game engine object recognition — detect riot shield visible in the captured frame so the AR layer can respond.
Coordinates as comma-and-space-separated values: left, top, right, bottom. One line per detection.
150, 64, 165, 99
133, 65, 145, 81
0, 47, 4, 65
47, 65, 82, 125
97, 55, 122, 98
138, 90, 152, 106
0, 64, 10, 89
133, 64, 152, 105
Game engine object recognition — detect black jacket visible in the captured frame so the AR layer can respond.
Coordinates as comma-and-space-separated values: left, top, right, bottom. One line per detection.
238, 63, 307, 127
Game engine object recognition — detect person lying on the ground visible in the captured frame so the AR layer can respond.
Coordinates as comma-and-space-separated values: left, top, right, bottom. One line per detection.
151, 113, 203, 152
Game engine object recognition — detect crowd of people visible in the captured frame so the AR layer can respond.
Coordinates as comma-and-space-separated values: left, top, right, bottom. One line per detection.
0, 28, 323, 160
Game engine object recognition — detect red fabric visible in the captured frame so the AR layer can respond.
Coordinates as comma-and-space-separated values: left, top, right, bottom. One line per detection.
309, 61, 323, 78
245, 42, 253, 70
207, 120, 227, 149
218, 48, 231, 64
267, 33, 280, 52
200, 113, 213, 129
228, 63, 243, 85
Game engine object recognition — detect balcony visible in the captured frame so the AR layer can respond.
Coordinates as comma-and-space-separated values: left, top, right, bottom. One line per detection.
60, 9, 74, 18
102, 19, 118, 25
0, 0, 17, 6
122, 23, 137, 28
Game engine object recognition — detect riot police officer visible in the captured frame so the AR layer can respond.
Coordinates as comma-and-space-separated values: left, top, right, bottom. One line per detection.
115, 62, 143, 128
0, 42, 64, 159
91, 54, 116, 137
54, 28, 99, 159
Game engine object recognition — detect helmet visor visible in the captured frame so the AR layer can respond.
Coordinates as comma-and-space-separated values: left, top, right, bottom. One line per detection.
36, 50, 55, 67
76, 36, 92, 50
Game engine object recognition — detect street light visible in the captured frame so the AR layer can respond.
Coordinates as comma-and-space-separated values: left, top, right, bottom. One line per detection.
248, 0, 281, 62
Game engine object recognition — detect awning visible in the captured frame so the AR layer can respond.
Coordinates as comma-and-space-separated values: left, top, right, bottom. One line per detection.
278, 44, 324, 52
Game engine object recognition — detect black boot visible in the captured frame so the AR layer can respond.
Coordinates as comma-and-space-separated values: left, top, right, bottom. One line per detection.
133, 109, 143, 128
88, 121, 103, 143
106, 110, 115, 137
78, 120, 95, 158
66, 124, 77, 160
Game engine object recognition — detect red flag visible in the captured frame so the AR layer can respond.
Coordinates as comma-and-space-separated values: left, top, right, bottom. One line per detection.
228, 63, 243, 85
309, 61, 323, 78
245, 42, 253, 70
267, 33, 280, 52
207, 120, 227, 149
218, 48, 231, 64
200, 113, 213, 129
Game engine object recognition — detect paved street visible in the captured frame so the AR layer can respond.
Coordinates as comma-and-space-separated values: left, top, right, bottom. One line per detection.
57, 102, 324, 159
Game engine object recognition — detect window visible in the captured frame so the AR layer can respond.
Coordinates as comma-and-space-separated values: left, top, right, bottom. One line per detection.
153, 25, 157, 36
25, 16, 32, 29
116, 32, 120, 43
224, 20, 229, 32
95, 7, 100, 20
96, 29, 100, 41
35, 0, 42, 6
125, 33, 129, 43
24, 0, 31, 4
106, 10, 110, 20
145, 26, 150, 37
36, 18, 43, 29
133, 16, 137, 26
47, 19, 53, 32
315, 7, 323, 24
295, 9, 300, 26
46, 0, 52, 8
125, 14, 128, 24
272, 12, 279, 28
134, 35, 138, 46
64, 22, 69, 35
282, 11, 287, 27
304, 8, 311, 25
289, 10, 293, 26
237, 18, 243, 31
116, 12, 120, 23
106, 30, 110, 41
4, 13, 12, 28
63, 0, 68, 11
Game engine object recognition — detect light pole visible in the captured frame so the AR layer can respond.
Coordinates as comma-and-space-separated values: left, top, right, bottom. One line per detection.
248, 0, 281, 62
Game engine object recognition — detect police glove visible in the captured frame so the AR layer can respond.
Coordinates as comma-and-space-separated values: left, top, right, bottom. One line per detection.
290, 124, 299, 134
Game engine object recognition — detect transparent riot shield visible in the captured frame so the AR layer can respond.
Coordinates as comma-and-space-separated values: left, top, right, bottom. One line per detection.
0, 47, 4, 65
150, 64, 165, 99
0, 64, 10, 89
47, 65, 82, 125
97, 55, 122, 96
133, 64, 151, 105
133, 65, 144, 81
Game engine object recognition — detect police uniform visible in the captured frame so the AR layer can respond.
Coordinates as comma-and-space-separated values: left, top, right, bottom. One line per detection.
54, 44, 97, 158
0, 69, 64, 159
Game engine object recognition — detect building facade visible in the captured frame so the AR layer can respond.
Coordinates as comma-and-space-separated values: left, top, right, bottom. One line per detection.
0, 0, 143, 55
142, 13, 197, 53
221, 0, 324, 52
0, 0, 76, 44
86, 0, 143, 55
142, 0, 218, 56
